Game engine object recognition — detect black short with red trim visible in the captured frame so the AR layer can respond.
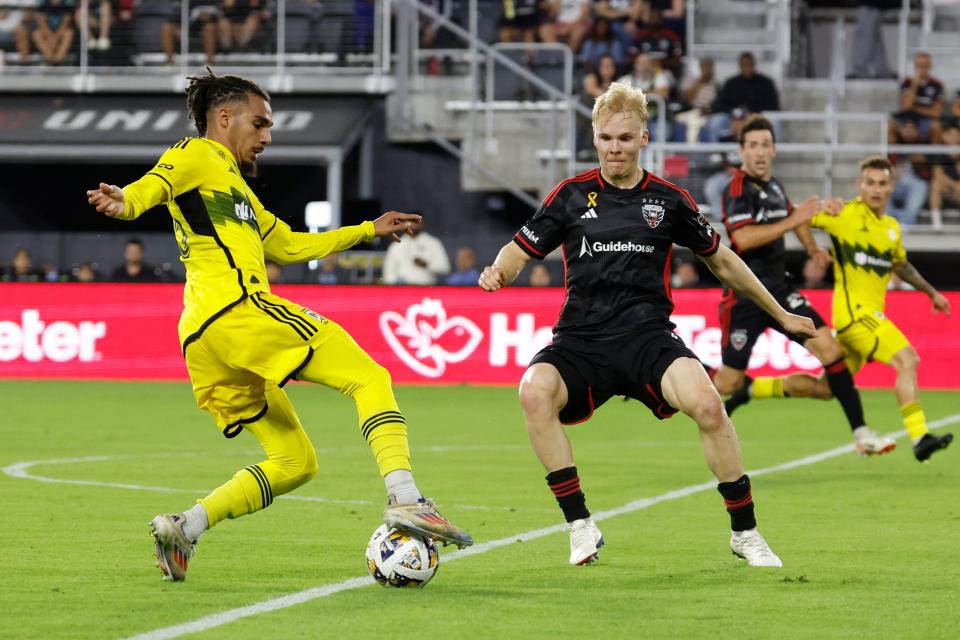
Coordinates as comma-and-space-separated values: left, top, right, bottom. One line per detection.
529, 326, 698, 424
719, 282, 827, 370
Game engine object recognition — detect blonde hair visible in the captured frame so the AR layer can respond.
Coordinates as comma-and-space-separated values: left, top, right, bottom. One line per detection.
592, 82, 649, 131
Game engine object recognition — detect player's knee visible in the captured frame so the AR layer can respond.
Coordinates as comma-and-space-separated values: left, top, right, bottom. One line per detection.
519, 375, 561, 418
691, 394, 727, 432
813, 378, 834, 400
893, 347, 920, 373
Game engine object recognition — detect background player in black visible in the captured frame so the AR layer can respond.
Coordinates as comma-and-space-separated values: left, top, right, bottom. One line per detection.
713, 115, 896, 456
479, 83, 817, 568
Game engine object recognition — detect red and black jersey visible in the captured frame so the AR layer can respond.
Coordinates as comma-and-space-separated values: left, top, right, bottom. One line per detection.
899, 76, 944, 109
721, 168, 793, 289
513, 167, 719, 338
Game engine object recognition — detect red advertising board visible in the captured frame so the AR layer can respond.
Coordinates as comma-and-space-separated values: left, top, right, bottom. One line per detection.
0, 283, 957, 388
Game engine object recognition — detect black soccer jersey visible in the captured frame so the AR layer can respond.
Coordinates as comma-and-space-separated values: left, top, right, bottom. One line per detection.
513, 167, 719, 337
721, 168, 793, 289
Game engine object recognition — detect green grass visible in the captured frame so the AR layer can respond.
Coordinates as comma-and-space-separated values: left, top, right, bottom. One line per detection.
1, 381, 958, 639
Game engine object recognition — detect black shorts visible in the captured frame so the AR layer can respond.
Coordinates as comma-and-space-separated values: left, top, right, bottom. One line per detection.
719, 282, 827, 370
529, 326, 699, 425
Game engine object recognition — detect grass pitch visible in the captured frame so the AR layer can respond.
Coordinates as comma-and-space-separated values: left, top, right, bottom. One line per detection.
1, 381, 958, 639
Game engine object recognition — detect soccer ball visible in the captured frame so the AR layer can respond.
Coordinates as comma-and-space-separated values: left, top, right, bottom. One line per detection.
365, 524, 440, 588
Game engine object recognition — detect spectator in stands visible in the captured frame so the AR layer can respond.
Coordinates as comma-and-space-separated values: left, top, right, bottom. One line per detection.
594, 0, 641, 53
847, 1, 896, 79
111, 238, 160, 282
76, 0, 112, 50
2, 248, 42, 282
578, 18, 625, 71
547, 0, 590, 54
705, 52, 780, 142
616, 52, 674, 141
888, 117, 931, 227
528, 262, 552, 286
632, 8, 681, 75
161, 2, 218, 65
445, 246, 481, 286
74, 262, 98, 282
316, 255, 343, 285
266, 259, 283, 284
382, 220, 450, 285
891, 52, 944, 144
701, 106, 748, 217
674, 57, 719, 143
929, 120, 960, 229
0, 7, 31, 63
577, 53, 619, 154
671, 258, 700, 288
217, 0, 262, 53
31, 0, 77, 65
801, 256, 829, 289
498, 0, 553, 45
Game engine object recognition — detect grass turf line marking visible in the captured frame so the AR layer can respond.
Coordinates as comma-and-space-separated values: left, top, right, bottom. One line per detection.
122, 414, 960, 640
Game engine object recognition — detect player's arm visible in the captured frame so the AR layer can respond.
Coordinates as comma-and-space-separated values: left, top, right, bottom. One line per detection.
794, 197, 843, 269
701, 244, 817, 338
479, 242, 533, 291
87, 144, 198, 220
730, 195, 822, 252
261, 208, 421, 265
892, 260, 951, 315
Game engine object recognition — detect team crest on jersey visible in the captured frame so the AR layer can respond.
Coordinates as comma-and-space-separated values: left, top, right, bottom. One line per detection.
642, 204, 665, 229
786, 292, 808, 310
730, 329, 748, 351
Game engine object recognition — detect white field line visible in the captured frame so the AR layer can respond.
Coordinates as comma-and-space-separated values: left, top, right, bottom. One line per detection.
120, 415, 960, 640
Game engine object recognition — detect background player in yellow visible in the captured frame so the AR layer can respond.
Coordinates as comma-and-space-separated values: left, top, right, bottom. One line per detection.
86, 70, 473, 582
730, 156, 952, 462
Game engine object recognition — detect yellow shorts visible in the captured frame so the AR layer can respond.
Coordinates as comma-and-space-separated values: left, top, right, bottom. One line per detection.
184, 291, 337, 435
838, 311, 911, 375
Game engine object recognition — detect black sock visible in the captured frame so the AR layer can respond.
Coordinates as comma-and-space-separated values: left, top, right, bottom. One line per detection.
824, 358, 866, 431
717, 474, 756, 531
546, 466, 590, 523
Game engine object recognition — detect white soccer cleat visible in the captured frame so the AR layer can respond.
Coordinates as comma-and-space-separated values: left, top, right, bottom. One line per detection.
854, 428, 897, 457
730, 528, 782, 567
150, 514, 196, 582
569, 518, 604, 565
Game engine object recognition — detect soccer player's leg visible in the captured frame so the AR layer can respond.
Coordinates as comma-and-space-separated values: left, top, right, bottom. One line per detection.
655, 349, 781, 568
293, 319, 473, 548
526, 343, 609, 565
871, 321, 953, 461
714, 293, 765, 415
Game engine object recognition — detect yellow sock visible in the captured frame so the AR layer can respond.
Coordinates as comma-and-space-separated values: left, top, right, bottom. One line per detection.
361, 412, 412, 475
200, 464, 273, 527
901, 401, 928, 441
752, 376, 785, 399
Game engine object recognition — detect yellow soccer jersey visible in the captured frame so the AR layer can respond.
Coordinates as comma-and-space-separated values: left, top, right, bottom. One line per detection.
120, 136, 375, 349
811, 197, 906, 330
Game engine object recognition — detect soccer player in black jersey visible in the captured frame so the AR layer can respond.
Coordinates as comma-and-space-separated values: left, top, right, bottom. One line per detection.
479, 83, 817, 568
712, 115, 897, 457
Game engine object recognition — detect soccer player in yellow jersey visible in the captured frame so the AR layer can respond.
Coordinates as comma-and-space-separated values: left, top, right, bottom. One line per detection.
86, 71, 473, 582
733, 156, 953, 462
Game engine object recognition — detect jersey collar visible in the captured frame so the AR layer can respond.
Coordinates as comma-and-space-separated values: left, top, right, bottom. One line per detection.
201, 137, 241, 173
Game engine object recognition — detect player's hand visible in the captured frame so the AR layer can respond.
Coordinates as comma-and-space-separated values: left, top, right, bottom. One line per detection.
810, 247, 833, 269
821, 197, 844, 216
931, 291, 951, 316
86, 183, 126, 218
791, 196, 822, 223
781, 313, 817, 339
479, 265, 505, 291
373, 211, 422, 242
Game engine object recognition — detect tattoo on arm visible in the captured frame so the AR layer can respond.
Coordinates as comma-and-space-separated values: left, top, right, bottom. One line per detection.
894, 261, 935, 295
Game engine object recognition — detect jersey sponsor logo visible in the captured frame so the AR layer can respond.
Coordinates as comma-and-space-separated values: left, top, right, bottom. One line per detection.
727, 212, 753, 224
379, 298, 483, 378
854, 251, 892, 269
730, 328, 748, 351
234, 199, 256, 222
520, 226, 540, 244
579, 235, 655, 258
0, 310, 106, 363
642, 203, 665, 228
786, 292, 809, 310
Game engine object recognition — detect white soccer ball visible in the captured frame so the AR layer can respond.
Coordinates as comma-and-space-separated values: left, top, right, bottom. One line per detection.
365, 524, 440, 588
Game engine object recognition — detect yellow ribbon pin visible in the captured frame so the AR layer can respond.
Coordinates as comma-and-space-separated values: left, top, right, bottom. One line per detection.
587, 192, 598, 208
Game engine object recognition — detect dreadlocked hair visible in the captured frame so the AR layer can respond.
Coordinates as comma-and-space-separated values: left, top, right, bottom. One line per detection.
185, 67, 270, 136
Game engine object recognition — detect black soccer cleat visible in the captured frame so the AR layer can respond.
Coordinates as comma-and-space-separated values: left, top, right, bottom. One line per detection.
724, 376, 753, 417
913, 432, 953, 462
